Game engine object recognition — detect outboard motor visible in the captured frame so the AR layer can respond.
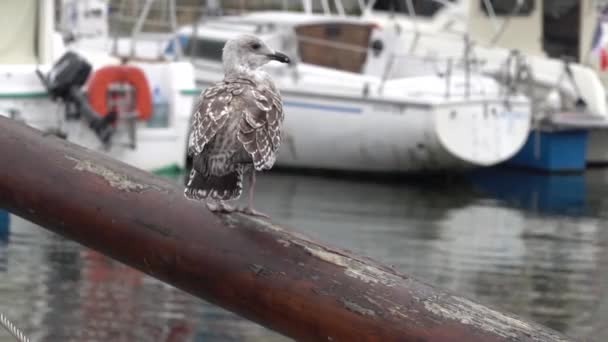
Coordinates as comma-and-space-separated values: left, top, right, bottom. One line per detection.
37, 51, 115, 145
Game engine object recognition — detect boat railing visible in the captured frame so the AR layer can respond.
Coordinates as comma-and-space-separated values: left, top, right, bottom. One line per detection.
292, 33, 486, 99
112, 0, 487, 99
494, 49, 595, 122
109, 0, 307, 33
293, 34, 484, 68
108, 0, 286, 60
108, 0, 252, 59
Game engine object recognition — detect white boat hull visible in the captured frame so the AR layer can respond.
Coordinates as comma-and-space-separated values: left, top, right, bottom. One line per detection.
0, 62, 195, 172
276, 95, 530, 172
195, 74, 531, 173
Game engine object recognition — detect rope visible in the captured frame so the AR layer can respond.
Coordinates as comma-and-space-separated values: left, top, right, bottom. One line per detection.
0, 313, 29, 342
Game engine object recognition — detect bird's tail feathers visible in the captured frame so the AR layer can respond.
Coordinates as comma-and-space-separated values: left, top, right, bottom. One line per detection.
184, 169, 243, 201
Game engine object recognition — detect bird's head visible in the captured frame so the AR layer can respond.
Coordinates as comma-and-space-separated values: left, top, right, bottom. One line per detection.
222, 35, 290, 75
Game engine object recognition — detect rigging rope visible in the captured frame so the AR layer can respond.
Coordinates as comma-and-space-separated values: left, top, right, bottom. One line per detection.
0, 313, 30, 342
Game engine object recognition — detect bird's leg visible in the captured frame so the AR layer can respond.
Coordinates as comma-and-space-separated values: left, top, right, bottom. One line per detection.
240, 169, 269, 218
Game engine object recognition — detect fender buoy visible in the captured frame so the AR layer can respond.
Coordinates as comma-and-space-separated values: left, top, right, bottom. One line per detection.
87, 64, 153, 120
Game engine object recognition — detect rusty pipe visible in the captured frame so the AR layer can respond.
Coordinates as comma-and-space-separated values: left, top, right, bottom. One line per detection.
0, 117, 570, 341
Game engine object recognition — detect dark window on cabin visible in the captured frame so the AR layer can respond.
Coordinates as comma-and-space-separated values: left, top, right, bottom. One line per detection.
370, 0, 453, 17
184, 38, 225, 61
481, 0, 535, 16
543, 0, 580, 61
295, 23, 373, 73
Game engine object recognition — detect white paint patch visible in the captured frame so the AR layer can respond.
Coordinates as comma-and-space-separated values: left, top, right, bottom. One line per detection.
248, 214, 404, 288
424, 296, 570, 341
304, 246, 400, 287
388, 306, 410, 320
304, 247, 349, 267
66, 155, 149, 192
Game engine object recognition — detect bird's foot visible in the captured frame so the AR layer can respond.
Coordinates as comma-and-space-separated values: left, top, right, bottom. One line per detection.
219, 201, 236, 213
206, 201, 236, 213
205, 201, 219, 212
238, 206, 270, 218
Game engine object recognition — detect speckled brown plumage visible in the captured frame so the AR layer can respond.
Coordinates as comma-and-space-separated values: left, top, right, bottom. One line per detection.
184, 35, 289, 215
185, 75, 284, 201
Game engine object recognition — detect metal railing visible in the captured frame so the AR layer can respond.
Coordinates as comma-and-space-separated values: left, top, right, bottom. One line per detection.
292, 31, 485, 99
108, 0, 502, 101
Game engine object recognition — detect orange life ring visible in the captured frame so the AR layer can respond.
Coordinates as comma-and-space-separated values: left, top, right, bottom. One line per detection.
87, 64, 153, 120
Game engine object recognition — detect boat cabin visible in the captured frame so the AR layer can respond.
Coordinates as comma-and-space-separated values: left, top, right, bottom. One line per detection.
175, 14, 386, 75
469, 0, 596, 65
368, 0, 599, 67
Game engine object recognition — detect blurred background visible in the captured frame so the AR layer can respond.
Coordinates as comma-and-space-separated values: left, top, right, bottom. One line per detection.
3, 0, 608, 341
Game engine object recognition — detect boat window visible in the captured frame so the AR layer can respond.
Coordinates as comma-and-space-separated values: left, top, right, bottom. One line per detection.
370, 0, 453, 17
481, 0, 535, 16
542, 0, 580, 60
295, 23, 373, 73
184, 38, 225, 61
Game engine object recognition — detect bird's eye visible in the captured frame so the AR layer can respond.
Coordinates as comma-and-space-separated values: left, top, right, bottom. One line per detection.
251, 42, 261, 50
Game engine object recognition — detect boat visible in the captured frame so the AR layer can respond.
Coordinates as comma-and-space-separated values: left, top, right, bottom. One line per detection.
188, 0, 608, 172
358, 0, 608, 171
0, 0, 196, 173
159, 9, 532, 173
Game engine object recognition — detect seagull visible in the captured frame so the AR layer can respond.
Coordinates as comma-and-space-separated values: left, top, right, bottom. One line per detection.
185, 35, 290, 217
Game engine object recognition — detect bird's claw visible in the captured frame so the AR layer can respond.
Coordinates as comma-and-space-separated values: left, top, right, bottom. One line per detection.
239, 206, 270, 218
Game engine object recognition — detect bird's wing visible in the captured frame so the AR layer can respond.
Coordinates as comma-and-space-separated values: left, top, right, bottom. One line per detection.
188, 82, 236, 156
236, 83, 284, 170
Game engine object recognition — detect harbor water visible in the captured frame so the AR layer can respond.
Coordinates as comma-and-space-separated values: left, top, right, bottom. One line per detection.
0, 168, 607, 341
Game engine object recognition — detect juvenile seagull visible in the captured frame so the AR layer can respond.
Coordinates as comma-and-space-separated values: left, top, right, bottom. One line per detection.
185, 35, 290, 216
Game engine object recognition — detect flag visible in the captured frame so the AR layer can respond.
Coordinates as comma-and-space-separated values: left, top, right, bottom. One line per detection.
591, 6, 608, 71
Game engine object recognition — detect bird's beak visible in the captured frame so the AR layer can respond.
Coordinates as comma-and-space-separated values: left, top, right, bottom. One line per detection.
268, 51, 290, 64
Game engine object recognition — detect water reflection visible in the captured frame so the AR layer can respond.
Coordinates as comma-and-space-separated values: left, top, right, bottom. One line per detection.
0, 210, 9, 243
0, 170, 607, 341
469, 168, 586, 215
0, 210, 8, 274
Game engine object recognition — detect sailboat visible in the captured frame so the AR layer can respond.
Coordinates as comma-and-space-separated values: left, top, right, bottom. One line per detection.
360, 0, 608, 171
162, 3, 533, 173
